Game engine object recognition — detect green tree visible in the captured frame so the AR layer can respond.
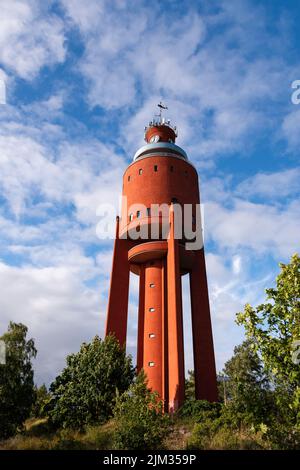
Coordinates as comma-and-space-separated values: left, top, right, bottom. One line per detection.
0, 322, 37, 439
185, 370, 195, 401
31, 384, 50, 418
221, 340, 274, 428
47, 335, 134, 429
113, 371, 169, 450
236, 253, 300, 447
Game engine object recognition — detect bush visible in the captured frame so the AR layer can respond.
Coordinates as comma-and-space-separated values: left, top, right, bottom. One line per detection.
178, 399, 221, 422
113, 371, 169, 450
46, 335, 135, 429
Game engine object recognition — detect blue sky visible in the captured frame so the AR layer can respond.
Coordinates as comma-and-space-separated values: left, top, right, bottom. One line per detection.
0, 0, 299, 386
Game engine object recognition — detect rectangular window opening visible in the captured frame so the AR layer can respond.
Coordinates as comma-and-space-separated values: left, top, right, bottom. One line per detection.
154, 165, 158, 172
149, 307, 155, 312
148, 361, 155, 367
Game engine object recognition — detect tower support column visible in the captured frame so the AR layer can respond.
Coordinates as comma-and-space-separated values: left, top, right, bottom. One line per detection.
190, 248, 218, 401
137, 265, 145, 372
167, 207, 185, 412
105, 217, 130, 347
143, 260, 164, 398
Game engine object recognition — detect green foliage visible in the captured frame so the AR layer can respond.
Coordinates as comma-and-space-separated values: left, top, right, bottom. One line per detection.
46, 335, 134, 429
184, 370, 195, 401
236, 254, 300, 447
178, 399, 221, 422
113, 371, 169, 450
0, 322, 37, 439
31, 384, 50, 418
236, 254, 300, 393
221, 340, 275, 429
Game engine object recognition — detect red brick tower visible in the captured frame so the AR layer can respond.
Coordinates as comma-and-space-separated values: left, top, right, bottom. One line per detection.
105, 106, 217, 412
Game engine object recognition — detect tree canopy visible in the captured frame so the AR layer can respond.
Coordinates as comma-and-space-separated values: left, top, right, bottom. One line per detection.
47, 334, 135, 429
0, 322, 37, 439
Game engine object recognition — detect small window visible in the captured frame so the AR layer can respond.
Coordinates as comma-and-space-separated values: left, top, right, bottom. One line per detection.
137, 210, 141, 218
147, 207, 151, 216
149, 333, 155, 338
154, 165, 158, 172
149, 307, 155, 312
150, 283, 155, 288
129, 213, 134, 221
148, 361, 155, 367
139, 169, 143, 175
128, 175, 131, 182
170, 166, 174, 172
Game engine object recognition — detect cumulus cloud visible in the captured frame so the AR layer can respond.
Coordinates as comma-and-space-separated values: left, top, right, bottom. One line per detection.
237, 167, 300, 199
206, 199, 300, 257
0, 259, 103, 385
60, 0, 295, 160
0, 0, 66, 79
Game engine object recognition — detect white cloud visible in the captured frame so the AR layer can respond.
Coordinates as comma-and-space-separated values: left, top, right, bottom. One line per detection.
0, 0, 66, 80
206, 199, 300, 257
0, 120, 126, 221
0, 259, 103, 385
237, 167, 300, 199
59, 0, 295, 160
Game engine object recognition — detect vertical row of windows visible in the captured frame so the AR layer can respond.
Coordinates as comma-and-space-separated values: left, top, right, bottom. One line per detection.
148, 282, 156, 366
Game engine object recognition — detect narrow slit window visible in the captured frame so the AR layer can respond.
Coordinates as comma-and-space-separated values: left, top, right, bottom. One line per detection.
139, 169, 143, 175
148, 361, 155, 367
170, 166, 174, 172
128, 175, 131, 182
129, 213, 134, 221
149, 307, 155, 312
149, 333, 155, 338
150, 283, 155, 288
147, 207, 151, 216
137, 210, 141, 218
154, 165, 158, 172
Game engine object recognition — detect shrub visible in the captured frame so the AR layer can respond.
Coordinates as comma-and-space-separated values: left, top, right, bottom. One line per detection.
113, 371, 169, 450
178, 399, 221, 422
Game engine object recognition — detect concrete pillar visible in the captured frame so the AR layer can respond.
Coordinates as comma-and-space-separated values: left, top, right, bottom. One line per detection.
167, 207, 185, 412
190, 248, 218, 402
105, 217, 130, 347
143, 260, 164, 397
